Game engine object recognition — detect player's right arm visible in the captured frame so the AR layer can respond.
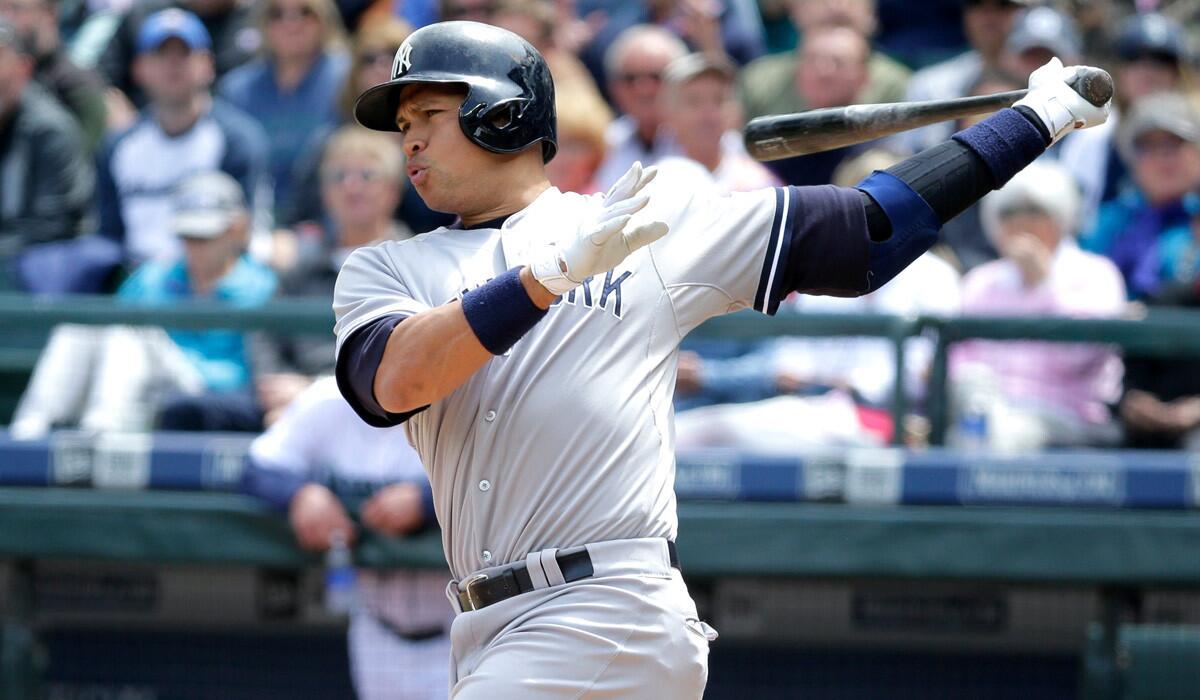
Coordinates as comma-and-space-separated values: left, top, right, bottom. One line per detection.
334, 163, 666, 424
368, 268, 554, 414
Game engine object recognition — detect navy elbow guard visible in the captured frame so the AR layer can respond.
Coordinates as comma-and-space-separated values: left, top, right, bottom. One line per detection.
856, 170, 941, 292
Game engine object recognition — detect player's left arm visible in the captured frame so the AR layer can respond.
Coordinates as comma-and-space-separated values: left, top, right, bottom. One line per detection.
786, 59, 1110, 305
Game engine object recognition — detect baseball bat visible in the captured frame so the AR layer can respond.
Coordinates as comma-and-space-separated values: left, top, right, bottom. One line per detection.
744, 67, 1114, 161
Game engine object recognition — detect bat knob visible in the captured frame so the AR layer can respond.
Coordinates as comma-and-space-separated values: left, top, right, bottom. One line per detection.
1067, 67, 1114, 108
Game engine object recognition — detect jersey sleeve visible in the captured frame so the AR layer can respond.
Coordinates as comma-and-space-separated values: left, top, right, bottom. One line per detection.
648, 179, 870, 334
333, 244, 432, 352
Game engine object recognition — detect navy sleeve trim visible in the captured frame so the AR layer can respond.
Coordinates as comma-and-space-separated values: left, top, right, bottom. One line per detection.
335, 314, 429, 428
753, 187, 788, 313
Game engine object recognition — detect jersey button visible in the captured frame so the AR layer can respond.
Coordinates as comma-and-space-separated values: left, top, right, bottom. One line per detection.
481, 550, 493, 564
484, 410, 497, 422
478, 479, 491, 492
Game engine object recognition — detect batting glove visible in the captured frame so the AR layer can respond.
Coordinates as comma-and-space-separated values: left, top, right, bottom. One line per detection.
531, 161, 670, 295
1013, 57, 1111, 144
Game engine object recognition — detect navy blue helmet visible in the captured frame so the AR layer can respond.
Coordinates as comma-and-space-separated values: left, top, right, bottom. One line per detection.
354, 21, 558, 163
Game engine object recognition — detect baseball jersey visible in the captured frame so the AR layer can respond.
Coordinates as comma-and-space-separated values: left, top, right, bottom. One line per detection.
333, 166, 869, 578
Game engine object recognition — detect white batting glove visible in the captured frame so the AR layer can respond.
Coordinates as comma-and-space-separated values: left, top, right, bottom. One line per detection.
1013, 57, 1111, 144
531, 161, 670, 295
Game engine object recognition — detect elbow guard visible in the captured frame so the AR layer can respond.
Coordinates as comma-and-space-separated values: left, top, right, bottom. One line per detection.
856, 170, 941, 292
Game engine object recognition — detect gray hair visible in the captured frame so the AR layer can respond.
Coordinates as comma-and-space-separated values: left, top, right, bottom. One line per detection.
603, 24, 688, 82
980, 159, 1082, 244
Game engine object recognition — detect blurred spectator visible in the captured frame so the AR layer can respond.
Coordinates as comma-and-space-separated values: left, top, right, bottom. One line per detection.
951, 161, 1126, 451
1081, 91, 1200, 299
219, 0, 349, 219
0, 0, 107, 151
492, 0, 601, 90
874, 0, 966, 69
659, 52, 777, 191
674, 149, 960, 449
592, 24, 687, 189
739, 0, 911, 122
1121, 195, 1200, 449
576, 0, 767, 90
9, 172, 276, 439
1060, 11, 1191, 226
0, 18, 93, 291
96, 8, 270, 269
243, 376, 451, 700
546, 75, 613, 194
97, 0, 260, 108
255, 126, 412, 427
999, 4, 1081, 83
761, 23, 876, 186
937, 68, 1022, 272
898, 0, 1024, 154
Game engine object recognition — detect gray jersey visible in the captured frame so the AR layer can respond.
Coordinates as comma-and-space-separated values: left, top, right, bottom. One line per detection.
333, 171, 865, 578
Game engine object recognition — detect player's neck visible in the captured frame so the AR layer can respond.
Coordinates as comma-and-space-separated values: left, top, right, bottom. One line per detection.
459, 177, 552, 228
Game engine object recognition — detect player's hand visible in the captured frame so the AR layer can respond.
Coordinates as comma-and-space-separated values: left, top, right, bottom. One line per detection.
361, 482, 426, 537
1013, 57, 1110, 144
289, 483, 356, 552
530, 161, 670, 295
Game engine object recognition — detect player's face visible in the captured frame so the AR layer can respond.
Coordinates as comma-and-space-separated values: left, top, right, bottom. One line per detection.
395, 83, 510, 215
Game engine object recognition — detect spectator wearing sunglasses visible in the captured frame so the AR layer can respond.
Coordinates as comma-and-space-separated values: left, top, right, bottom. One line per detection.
218, 0, 349, 220
592, 24, 687, 190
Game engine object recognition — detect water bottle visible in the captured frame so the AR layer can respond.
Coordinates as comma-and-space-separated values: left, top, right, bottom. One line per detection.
957, 397, 990, 451
324, 531, 357, 615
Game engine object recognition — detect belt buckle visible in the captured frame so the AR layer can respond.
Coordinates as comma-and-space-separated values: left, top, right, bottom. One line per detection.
460, 573, 490, 612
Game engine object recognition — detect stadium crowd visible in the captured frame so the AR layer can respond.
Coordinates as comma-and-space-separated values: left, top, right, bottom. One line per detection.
3, 0, 1200, 454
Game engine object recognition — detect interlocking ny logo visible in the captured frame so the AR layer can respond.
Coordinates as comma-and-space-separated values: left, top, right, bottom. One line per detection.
393, 42, 413, 78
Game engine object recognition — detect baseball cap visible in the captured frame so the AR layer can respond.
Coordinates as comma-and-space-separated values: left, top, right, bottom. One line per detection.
1115, 12, 1188, 63
662, 53, 736, 88
136, 8, 212, 55
1117, 91, 1200, 160
172, 172, 247, 239
1006, 6, 1081, 61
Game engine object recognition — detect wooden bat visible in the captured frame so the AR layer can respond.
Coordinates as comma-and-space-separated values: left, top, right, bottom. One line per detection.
744, 67, 1114, 161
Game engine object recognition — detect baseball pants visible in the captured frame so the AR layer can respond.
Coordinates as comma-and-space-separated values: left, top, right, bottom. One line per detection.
447, 538, 716, 699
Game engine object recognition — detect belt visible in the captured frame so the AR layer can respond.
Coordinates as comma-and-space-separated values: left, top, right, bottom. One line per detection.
456, 540, 680, 613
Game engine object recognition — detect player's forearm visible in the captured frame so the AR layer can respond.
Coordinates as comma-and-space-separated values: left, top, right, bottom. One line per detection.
375, 267, 556, 413
374, 302, 493, 413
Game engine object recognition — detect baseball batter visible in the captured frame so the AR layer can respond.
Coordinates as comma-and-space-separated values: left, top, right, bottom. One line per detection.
333, 21, 1109, 699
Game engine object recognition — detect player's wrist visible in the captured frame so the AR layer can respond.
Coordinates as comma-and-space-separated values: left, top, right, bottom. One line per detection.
520, 265, 561, 309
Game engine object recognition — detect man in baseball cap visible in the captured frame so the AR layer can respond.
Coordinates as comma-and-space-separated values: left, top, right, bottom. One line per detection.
1003, 5, 1082, 80
135, 6, 212, 54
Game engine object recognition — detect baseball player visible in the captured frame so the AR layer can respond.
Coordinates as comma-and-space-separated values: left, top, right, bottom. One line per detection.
243, 376, 452, 700
333, 21, 1109, 698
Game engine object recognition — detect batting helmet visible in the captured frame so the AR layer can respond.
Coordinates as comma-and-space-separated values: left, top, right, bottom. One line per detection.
354, 21, 557, 162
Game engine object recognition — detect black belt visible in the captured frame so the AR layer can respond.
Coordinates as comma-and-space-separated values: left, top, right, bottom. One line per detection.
457, 541, 680, 613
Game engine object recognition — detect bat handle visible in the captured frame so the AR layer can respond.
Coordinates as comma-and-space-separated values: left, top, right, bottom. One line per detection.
1066, 67, 1114, 107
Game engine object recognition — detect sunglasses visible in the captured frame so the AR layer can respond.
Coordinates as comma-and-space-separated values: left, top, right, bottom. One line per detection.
1133, 132, 1188, 157
616, 71, 662, 86
267, 4, 317, 22
322, 167, 386, 185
